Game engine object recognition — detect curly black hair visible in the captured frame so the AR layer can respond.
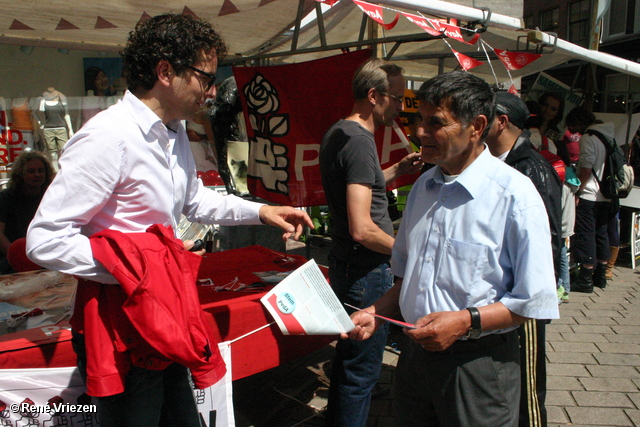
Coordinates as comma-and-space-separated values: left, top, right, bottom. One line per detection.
121, 13, 228, 92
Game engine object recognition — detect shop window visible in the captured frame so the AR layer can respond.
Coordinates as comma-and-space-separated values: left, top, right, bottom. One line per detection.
603, 0, 629, 39
540, 7, 560, 31
568, 0, 591, 47
524, 15, 534, 29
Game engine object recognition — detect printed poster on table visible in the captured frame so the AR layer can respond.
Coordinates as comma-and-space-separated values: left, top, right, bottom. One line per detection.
233, 50, 420, 207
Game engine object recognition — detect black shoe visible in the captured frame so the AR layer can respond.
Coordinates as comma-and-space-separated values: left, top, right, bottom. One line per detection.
572, 266, 594, 293
593, 263, 607, 289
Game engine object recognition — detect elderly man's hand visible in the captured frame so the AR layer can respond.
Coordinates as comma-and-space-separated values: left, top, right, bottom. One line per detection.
258, 205, 314, 241
404, 310, 469, 352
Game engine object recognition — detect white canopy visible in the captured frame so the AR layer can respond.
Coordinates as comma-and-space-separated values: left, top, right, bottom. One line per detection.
1, 0, 639, 82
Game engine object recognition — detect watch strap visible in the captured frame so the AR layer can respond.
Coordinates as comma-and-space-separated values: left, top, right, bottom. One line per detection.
466, 307, 482, 339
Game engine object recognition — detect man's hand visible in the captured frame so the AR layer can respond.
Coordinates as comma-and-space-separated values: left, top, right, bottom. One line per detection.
404, 310, 470, 352
384, 151, 424, 183
183, 239, 206, 256
340, 307, 381, 341
259, 205, 314, 241
396, 152, 423, 176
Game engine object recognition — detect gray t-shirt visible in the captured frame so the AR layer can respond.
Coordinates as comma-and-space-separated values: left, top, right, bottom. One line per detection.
319, 119, 392, 267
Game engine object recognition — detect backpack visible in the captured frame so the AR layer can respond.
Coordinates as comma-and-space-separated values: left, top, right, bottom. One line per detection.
539, 149, 566, 182
587, 129, 634, 199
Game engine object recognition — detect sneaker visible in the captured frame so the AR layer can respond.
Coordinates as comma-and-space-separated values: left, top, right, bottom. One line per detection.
560, 290, 569, 303
557, 285, 566, 305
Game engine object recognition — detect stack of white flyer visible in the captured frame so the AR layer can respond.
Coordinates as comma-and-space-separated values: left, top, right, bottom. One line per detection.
260, 259, 355, 335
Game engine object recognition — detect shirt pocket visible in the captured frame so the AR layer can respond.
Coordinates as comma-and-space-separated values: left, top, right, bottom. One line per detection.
436, 238, 488, 305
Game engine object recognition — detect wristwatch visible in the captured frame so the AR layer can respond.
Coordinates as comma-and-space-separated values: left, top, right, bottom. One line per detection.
465, 307, 482, 339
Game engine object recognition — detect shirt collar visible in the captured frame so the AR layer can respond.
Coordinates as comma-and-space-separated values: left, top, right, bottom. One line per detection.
424, 144, 493, 200
122, 91, 177, 136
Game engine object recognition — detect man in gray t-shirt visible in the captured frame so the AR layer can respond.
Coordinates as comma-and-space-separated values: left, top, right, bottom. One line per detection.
319, 58, 421, 427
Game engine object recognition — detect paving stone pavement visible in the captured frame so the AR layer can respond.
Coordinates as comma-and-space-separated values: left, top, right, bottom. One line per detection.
233, 240, 640, 426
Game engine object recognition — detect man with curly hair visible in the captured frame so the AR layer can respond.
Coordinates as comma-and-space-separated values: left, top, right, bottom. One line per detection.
27, 13, 312, 426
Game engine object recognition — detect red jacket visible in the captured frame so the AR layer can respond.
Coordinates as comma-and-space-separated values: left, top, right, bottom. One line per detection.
70, 224, 225, 397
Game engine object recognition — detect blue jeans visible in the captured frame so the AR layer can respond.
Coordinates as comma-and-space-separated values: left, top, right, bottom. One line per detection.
558, 244, 571, 293
325, 254, 393, 427
72, 332, 201, 427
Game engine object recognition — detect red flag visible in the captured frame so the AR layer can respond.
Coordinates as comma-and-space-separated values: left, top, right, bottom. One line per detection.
234, 50, 419, 207
452, 50, 483, 70
494, 49, 542, 70
353, 0, 400, 30
234, 51, 371, 207
429, 19, 480, 45
401, 12, 441, 36
314, 0, 339, 5
508, 84, 519, 95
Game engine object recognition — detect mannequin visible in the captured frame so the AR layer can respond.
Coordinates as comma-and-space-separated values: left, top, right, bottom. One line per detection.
106, 77, 127, 108
7, 95, 39, 153
77, 89, 107, 130
38, 87, 74, 171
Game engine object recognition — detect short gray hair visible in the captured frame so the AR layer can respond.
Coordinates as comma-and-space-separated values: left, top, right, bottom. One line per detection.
352, 58, 404, 100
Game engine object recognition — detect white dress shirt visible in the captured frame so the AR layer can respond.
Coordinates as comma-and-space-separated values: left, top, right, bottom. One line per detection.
27, 91, 263, 283
391, 147, 559, 334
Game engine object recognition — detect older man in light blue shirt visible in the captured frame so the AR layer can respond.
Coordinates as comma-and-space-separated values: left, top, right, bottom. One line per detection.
346, 71, 559, 427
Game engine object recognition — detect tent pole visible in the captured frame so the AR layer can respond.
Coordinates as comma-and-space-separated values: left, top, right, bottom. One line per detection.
290, 0, 307, 51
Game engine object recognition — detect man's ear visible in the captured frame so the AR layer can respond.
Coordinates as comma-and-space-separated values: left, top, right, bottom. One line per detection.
470, 114, 489, 143
497, 114, 509, 131
156, 60, 173, 88
367, 87, 379, 106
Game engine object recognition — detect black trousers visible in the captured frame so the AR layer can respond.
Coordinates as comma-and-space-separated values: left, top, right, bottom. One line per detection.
572, 199, 612, 264
394, 330, 520, 427
518, 319, 548, 427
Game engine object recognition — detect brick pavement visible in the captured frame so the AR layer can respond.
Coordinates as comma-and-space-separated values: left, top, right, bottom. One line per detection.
234, 241, 640, 426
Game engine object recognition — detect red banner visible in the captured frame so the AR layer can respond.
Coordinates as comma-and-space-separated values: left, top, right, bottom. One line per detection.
494, 48, 542, 70
353, 0, 400, 30
234, 50, 418, 207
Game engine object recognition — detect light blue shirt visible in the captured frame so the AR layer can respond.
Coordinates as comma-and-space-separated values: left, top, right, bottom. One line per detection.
392, 147, 559, 333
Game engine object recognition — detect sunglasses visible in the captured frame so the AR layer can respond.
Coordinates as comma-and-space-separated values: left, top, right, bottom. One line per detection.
182, 64, 216, 92
380, 91, 404, 103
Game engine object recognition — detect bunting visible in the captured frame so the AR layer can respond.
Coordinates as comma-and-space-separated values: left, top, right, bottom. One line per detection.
494, 48, 542, 70
353, 0, 400, 31
401, 12, 441, 37
218, 0, 241, 17
452, 50, 483, 70
55, 18, 79, 30
95, 16, 117, 29
432, 20, 480, 45
9, 20, 33, 30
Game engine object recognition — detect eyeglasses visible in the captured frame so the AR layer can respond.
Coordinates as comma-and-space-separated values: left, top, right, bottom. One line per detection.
182, 64, 216, 92
381, 92, 404, 103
